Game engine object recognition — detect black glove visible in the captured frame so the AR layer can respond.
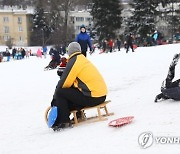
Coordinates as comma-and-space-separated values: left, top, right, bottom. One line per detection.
51, 99, 56, 107
57, 68, 64, 77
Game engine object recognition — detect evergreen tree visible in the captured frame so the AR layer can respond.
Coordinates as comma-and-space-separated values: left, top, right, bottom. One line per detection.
157, 1, 180, 39
2, 0, 21, 6
91, 0, 123, 41
127, 0, 158, 44
32, 0, 49, 45
32, 0, 64, 45
165, 1, 180, 34
174, 3, 180, 32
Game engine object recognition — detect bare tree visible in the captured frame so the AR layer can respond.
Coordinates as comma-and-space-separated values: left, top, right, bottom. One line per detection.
50, 0, 91, 45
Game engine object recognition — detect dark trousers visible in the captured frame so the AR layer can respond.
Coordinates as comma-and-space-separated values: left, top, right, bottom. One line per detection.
81, 51, 87, 57
54, 88, 106, 124
109, 47, 112, 53
126, 43, 134, 53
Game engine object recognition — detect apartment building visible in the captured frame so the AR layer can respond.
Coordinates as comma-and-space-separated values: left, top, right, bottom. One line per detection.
0, 7, 33, 46
69, 10, 93, 37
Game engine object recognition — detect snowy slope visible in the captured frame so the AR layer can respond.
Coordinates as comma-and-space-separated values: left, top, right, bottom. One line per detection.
0, 44, 180, 154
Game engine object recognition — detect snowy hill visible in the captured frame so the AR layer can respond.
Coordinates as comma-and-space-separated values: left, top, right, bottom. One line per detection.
0, 44, 180, 154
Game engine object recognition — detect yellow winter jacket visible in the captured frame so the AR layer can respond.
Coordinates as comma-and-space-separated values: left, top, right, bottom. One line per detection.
57, 52, 107, 97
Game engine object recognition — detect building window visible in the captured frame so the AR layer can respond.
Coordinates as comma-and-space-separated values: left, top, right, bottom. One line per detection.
76, 26, 81, 30
19, 36, 23, 41
70, 17, 74, 22
76, 17, 84, 22
70, 17, 75, 24
3, 35, 10, 41
3, 17, 9, 23
4, 26, 9, 33
29, 16, 33, 22
86, 17, 92, 22
18, 17, 22, 24
18, 26, 23, 32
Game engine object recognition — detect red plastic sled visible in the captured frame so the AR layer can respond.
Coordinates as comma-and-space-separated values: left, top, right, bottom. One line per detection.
133, 44, 138, 49
108, 116, 134, 127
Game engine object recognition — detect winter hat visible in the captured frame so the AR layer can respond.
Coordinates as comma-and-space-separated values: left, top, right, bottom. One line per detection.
67, 42, 81, 56
80, 24, 86, 30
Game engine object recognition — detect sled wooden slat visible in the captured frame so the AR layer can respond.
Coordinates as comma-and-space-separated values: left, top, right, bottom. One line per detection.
70, 100, 114, 125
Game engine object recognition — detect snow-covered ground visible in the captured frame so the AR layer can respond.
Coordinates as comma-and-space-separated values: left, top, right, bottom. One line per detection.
0, 44, 180, 154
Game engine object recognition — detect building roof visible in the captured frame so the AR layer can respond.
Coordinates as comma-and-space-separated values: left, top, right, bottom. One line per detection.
0, 6, 34, 14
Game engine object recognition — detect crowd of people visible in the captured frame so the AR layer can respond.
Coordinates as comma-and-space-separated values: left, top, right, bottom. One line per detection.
1, 24, 180, 132
0, 47, 32, 62
1, 27, 176, 63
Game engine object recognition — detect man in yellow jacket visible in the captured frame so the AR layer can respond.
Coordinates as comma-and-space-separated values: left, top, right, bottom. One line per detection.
51, 42, 107, 131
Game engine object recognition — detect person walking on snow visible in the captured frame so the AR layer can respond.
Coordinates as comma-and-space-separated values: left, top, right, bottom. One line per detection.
108, 39, 114, 53
75, 25, 92, 57
152, 30, 158, 45
50, 42, 107, 131
126, 33, 134, 53
116, 38, 121, 51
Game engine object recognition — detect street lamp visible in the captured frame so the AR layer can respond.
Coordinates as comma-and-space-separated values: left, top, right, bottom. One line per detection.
171, 0, 174, 42
41, 28, 44, 46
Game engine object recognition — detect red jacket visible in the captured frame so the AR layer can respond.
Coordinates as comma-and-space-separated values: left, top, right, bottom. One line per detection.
108, 40, 113, 47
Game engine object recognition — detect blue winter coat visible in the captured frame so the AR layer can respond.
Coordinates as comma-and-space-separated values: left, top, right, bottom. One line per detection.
75, 32, 92, 52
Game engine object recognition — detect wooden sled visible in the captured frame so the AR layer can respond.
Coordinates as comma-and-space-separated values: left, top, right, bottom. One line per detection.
71, 100, 114, 125
45, 100, 114, 126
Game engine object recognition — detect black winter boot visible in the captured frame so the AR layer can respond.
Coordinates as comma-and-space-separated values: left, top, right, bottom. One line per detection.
52, 121, 73, 131
154, 93, 169, 102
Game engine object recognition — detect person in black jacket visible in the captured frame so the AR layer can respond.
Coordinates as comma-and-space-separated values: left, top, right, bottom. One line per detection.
116, 38, 121, 51
126, 33, 134, 53
45, 48, 61, 70
155, 53, 180, 102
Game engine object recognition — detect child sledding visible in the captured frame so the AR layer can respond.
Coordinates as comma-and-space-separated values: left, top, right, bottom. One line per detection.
44, 48, 61, 70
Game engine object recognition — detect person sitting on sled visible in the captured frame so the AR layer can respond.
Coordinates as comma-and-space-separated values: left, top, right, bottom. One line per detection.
45, 48, 61, 70
57, 57, 67, 77
155, 53, 180, 102
50, 42, 107, 131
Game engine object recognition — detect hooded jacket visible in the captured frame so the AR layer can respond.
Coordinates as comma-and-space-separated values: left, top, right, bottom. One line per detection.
55, 52, 107, 98
75, 32, 92, 52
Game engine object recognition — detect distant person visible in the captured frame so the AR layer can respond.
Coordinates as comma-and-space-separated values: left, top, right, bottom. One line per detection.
116, 38, 121, 51
50, 42, 107, 131
12, 48, 17, 59
42, 46, 48, 58
102, 40, 107, 52
174, 31, 180, 42
75, 25, 92, 57
126, 33, 134, 53
21, 48, 26, 59
108, 39, 114, 53
37, 48, 42, 58
6, 50, 11, 62
6, 48, 10, 62
0, 53, 3, 62
152, 31, 158, 45
155, 54, 180, 102
45, 48, 61, 70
